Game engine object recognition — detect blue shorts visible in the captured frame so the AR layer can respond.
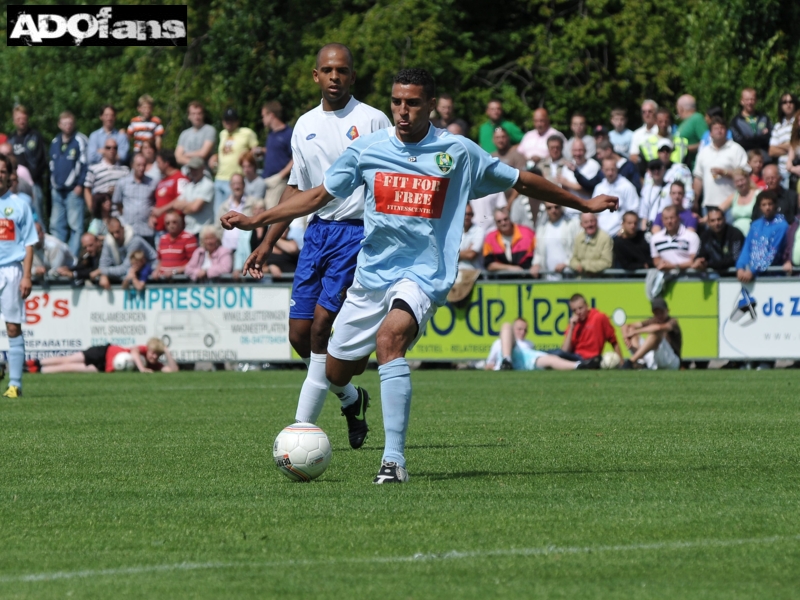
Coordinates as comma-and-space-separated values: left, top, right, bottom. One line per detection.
290, 216, 363, 320
512, 345, 546, 371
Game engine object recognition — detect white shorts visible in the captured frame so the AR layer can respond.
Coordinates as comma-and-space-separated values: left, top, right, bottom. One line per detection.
327, 278, 437, 361
0, 264, 24, 324
643, 337, 680, 371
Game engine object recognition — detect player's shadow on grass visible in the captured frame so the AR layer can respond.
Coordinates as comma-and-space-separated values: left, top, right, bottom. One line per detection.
417, 464, 730, 481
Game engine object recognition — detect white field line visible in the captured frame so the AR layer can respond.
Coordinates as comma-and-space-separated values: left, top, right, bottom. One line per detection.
1, 534, 798, 584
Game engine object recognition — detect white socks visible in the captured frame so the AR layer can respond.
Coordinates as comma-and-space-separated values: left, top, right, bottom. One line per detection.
295, 352, 359, 423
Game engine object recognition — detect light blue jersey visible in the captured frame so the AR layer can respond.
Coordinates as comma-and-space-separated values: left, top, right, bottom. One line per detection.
0, 191, 38, 266
324, 125, 519, 305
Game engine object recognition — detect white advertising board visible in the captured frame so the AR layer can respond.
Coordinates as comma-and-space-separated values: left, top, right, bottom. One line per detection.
718, 280, 800, 359
0, 284, 291, 362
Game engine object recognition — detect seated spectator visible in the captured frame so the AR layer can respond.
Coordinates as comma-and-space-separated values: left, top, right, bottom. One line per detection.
83, 138, 129, 212
87, 104, 130, 166
650, 205, 700, 271
538, 135, 570, 186
156, 211, 197, 278
122, 249, 152, 292
127, 94, 164, 153
729, 88, 771, 161
747, 149, 767, 190
241, 151, 266, 200
569, 213, 613, 275
151, 149, 188, 233
494, 320, 596, 371
57, 232, 102, 284
614, 211, 652, 270
592, 157, 639, 236
751, 164, 797, 223
483, 209, 536, 275
719, 168, 759, 236
692, 117, 748, 213
518, 108, 566, 163
173, 157, 214, 237
769, 93, 796, 189
98, 217, 157, 290
551, 293, 621, 363
30, 338, 177, 374
736, 193, 789, 282
676, 95, 708, 165
210, 107, 260, 211
609, 108, 633, 158
485, 318, 533, 370
176, 101, 216, 169
478, 100, 524, 153
217, 173, 255, 250
564, 112, 596, 160
113, 153, 157, 247
782, 217, 800, 275
621, 298, 681, 370
88, 193, 113, 238
531, 203, 580, 279
32, 221, 74, 278
692, 206, 744, 273
577, 141, 641, 195
458, 204, 484, 271
431, 94, 469, 133
141, 139, 162, 184
651, 181, 698, 233
638, 160, 671, 228
186, 226, 233, 281
560, 138, 601, 201
267, 228, 300, 280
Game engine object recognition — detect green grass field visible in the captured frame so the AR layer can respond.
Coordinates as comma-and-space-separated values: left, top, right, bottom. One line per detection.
1, 370, 799, 599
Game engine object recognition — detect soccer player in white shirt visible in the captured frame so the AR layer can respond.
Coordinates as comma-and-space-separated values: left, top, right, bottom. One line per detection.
225, 69, 617, 482
243, 44, 391, 449
0, 154, 37, 397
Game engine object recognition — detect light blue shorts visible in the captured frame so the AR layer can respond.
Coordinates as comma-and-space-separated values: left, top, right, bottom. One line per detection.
512, 345, 546, 371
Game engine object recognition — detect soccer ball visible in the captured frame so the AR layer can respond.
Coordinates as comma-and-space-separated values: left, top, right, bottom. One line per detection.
112, 351, 135, 372
273, 423, 332, 482
600, 351, 621, 370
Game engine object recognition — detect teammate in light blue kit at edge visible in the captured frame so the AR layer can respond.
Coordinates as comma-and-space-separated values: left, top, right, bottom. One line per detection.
0, 153, 38, 397
223, 69, 618, 483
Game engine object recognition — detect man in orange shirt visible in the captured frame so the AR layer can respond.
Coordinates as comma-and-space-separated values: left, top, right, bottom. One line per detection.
550, 293, 622, 365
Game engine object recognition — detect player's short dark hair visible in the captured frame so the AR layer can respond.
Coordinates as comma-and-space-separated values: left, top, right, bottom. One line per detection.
569, 293, 586, 304
0, 153, 13, 180
670, 180, 686, 192
316, 43, 354, 69
393, 68, 436, 100
623, 210, 639, 221
157, 149, 178, 169
758, 190, 778, 205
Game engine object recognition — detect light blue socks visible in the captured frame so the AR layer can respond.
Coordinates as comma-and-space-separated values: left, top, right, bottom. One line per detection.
378, 358, 412, 467
8, 335, 24, 387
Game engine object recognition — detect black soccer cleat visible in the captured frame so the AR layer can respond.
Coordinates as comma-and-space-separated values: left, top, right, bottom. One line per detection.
577, 355, 602, 370
341, 386, 370, 449
373, 460, 409, 484
500, 358, 514, 371
620, 359, 635, 370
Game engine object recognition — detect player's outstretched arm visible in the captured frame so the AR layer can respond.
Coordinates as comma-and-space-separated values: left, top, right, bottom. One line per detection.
220, 185, 333, 231
513, 171, 619, 214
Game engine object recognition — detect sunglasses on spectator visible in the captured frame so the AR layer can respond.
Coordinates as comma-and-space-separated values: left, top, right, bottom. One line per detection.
781, 99, 795, 105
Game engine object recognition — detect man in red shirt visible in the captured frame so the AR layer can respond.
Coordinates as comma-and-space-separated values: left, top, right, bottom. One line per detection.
155, 211, 197, 278
550, 293, 622, 365
150, 149, 187, 232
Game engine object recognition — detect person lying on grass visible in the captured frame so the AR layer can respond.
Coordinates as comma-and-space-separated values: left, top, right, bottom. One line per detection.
26, 337, 178, 374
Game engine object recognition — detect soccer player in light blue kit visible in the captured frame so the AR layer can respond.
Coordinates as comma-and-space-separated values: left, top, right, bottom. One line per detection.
0, 153, 37, 397
223, 69, 618, 483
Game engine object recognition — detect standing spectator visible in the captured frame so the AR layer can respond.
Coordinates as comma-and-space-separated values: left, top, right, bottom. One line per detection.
83, 138, 129, 211
651, 181, 698, 233
638, 160, 671, 227
729, 88, 772, 161
491, 127, 527, 171
155, 211, 197, 278
173, 157, 214, 237
57, 232, 102, 284
97, 217, 157, 289
151, 149, 188, 233
140, 139, 161, 184
478, 100, 523, 153
560, 138, 601, 200
458, 204, 484, 271
537, 135, 570, 186
32, 221, 74, 278
692, 117, 748, 212
530, 203, 580, 279
609, 108, 633, 158
747, 150, 767, 190
676, 95, 708, 166
650, 205, 700, 272
736, 193, 789, 282
88, 192, 113, 238
629, 100, 660, 165
112, 153, 157, 247
553, 293, 621, 362
9, 105, 47, 220
127, 94, 164, 154
592, 157, 639, 236
698, 106, 732, 153
750, 164, 797, 223
210, 108, 259, 213
564, 112, 596, 160
185, 226, 233, 281
781, 217, 800, 274
87, 105, 130, 165
693, 207, 744, 273
482, 208, 536, 275
259, 101, 294, 209
719, 168, 759, 236
216, 173, 254, 250
614, 211, 652, 270
241, 151, 266, 200
638, 109, 688, 167
49, 111, 88, 256
769, 93, 797, 189
175, 101, 216, 169
518, 108, 566, 163
569, 213, 613, 275
621, 298, 681, 371
431, 94, 469, 133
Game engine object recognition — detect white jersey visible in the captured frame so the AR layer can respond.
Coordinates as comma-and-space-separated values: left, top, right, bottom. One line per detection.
289, 97, 391, 221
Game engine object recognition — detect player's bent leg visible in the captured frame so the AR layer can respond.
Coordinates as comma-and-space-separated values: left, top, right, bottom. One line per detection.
535, 354, 580, 371
629, 331, 663, 363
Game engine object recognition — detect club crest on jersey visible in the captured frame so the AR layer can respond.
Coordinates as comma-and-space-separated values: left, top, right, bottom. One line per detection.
346, 126, 359, 141
306, 133, 316, 140
435, 152, 454, 174
3, 207, 12, 216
